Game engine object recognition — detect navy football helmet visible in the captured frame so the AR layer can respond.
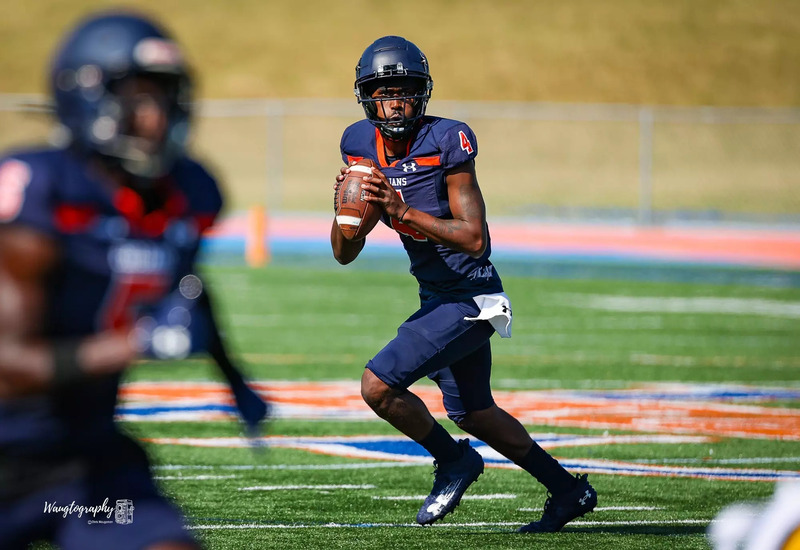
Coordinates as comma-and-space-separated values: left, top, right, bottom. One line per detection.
50, 11, 192, 179
354, 36, 433, 141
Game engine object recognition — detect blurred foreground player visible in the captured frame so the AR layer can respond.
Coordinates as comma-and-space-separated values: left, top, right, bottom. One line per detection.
0, 11, 266, 549
331, 36, 597, 532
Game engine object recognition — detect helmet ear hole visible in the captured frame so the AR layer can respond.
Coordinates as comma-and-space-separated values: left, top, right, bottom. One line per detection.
363, 100, 378, 119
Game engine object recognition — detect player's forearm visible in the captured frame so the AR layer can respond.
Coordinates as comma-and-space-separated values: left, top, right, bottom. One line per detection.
0, 331, 135, 397
397, 208, 487, 258
197, 287, 233, 367
330, 219, 365, 265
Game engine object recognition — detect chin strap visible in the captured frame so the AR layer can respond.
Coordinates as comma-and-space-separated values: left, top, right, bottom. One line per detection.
378, 117, 421, 142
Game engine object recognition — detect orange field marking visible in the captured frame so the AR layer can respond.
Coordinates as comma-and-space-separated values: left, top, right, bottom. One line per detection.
204, 216, 800, 269
120, 381, 800, 441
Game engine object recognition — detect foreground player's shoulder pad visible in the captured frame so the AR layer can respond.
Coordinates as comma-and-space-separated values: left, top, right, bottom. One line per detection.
174, 157, 223, 216
434, 119, 478, 171
0, 148, 62, 234
340, 120, 374, 164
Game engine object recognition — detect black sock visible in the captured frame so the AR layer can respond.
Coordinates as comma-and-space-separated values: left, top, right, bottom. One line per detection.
417, 422, 463, 463
516, 441, 577, 495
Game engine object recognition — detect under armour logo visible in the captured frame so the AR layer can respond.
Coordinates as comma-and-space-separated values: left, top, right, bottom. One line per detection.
467, 266, 493, 280
402, 162, 417, 172
501, 305, 512, 316
578, 490, 592, 506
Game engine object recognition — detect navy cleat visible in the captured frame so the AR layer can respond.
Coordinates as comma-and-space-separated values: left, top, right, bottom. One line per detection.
518, 473, 597, 533
416, 439, 484, 525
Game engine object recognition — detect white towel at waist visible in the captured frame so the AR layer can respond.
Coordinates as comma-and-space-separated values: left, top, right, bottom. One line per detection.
463, 292, 512, 338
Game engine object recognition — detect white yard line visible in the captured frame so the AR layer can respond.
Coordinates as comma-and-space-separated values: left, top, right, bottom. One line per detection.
374, 494, 517, 501
632, 457, 800, 465
155, 462, 423, 471
554, 294, 800, 318
518, 506, 663, 512
239, 484, 376, 491
188, 518, 714, 530
153, 475, 238, 480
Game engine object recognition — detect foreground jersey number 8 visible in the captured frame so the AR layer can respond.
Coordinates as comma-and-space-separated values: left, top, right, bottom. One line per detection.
0, 160, 32, 222
390, 189, 427, 241
99, 273, 170, 330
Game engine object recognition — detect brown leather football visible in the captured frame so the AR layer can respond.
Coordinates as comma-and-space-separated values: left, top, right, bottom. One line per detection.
335, 158, 382, 241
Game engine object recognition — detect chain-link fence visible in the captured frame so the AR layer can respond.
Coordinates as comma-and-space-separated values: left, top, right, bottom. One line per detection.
2, 95, 798, 225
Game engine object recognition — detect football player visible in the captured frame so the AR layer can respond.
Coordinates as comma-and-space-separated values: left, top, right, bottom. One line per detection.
0, 11, 266, 549
331, 36, 597, 532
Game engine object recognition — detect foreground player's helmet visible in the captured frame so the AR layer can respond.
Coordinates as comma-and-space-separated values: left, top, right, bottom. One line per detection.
50, 11, 192, 179
354, 36, 433, 141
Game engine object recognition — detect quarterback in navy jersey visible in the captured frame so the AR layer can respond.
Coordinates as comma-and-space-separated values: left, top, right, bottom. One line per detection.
331, 36, 597, 532
0, 12, 265, 550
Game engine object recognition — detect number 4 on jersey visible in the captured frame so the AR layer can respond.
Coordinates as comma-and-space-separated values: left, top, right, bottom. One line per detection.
458, 130, 474, 154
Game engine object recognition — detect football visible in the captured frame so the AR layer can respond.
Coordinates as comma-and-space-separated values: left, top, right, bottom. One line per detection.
335, 158, 382, 241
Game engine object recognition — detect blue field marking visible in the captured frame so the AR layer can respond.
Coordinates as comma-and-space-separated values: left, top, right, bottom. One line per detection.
319, 438, 518, 463
144, 434, 800, 482
296, 439, 800, 479
576, 387, 800, 402
197, 234, 800, 287
120, 404, 238, 416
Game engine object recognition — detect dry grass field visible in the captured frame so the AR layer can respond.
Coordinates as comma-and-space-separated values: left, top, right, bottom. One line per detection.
1, 0, 798, 216
2, 0, 799, 105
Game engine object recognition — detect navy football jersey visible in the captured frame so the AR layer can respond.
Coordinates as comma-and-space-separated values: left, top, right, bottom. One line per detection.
0, 147, 221, 464
341, 116, 503, 300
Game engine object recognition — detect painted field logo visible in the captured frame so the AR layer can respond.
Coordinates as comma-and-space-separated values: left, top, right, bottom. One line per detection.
118, 381, 800, 442
114, 499, 135, 525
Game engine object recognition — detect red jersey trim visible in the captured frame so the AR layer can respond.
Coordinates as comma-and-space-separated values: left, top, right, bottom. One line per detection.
375, 128, 411, 168
413, 156, 441, 166
54, 204, 98, 233
346, 155, 364, 165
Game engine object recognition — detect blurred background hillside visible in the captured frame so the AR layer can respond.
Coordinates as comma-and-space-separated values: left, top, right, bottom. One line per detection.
1, 0, 798, 221
3, 0, 799, 104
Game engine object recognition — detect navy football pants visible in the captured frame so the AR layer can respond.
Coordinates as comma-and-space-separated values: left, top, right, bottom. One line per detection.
366, 297, 497, 423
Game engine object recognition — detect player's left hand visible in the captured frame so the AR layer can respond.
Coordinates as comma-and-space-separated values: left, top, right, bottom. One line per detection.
360, 168, 406, 219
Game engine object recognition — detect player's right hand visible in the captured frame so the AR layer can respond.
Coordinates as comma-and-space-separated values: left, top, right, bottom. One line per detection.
78, 329, 140, 376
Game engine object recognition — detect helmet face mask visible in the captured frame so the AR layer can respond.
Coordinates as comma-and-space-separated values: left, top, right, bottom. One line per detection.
98, 73, 190, 179
354, 36, 433, 141
51, 12, 193, 180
